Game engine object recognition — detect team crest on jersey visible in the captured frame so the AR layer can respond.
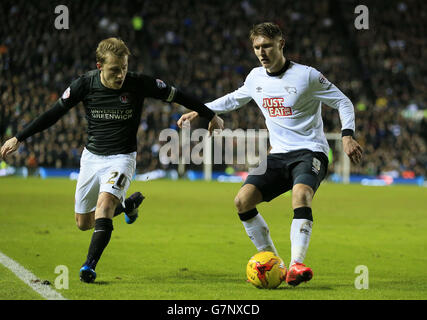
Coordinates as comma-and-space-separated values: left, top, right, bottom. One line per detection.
284, 86, 297, 94
156, 79, 167, 89
62, 87, 71, 100
262, 98, 293, 117
119, 93, 130, 104
256, 86, 263, 93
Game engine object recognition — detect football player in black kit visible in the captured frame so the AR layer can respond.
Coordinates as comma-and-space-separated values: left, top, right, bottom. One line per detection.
0, 37, 224, 283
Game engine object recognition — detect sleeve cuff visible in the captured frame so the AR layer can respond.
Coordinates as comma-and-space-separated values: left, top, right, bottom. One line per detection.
15, 133, 24, 142
341, 129, 354, 138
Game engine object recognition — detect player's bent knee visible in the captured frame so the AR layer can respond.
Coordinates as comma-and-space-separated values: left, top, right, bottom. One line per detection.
76, 223, 91, 231
75, 218, 94, 231
234, 193, 254, 213
292, 184, 314, 208
75, 212, 95, 231
294, 189, 312, 202
234, 195, 245, 212
234, 186, 262, 213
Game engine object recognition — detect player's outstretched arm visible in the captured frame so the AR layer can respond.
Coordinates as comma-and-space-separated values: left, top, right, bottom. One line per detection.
1, 99, 71, 161
0, 137, 19, 160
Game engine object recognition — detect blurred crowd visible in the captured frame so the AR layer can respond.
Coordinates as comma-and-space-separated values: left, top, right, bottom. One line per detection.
1, 0, 426, 178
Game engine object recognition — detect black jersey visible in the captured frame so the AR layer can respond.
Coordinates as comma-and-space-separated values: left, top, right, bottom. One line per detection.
16, 69, 215, 156
59, 70, 177, 155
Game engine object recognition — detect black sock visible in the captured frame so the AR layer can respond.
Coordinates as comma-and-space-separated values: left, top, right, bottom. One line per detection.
84, 218, 113, 269
238, 208, 259, 221
293, 207, 313, 222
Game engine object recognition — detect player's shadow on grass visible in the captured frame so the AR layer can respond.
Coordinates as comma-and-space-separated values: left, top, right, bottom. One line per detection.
274, 285, 334, 291
173, 272, 335, 291
91, 281, 110, 285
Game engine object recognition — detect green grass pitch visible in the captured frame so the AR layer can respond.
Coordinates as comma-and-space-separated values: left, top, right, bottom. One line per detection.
0, 177, 426, 300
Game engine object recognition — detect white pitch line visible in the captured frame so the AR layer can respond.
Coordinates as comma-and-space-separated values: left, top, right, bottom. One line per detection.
0, 251, 67, 300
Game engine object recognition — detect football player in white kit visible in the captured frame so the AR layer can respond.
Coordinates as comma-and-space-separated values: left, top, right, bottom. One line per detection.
178, 22, 363, 286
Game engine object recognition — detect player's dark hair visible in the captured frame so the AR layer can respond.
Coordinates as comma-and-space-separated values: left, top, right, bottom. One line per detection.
249, 22, 284, 42
96, 37, 131, 64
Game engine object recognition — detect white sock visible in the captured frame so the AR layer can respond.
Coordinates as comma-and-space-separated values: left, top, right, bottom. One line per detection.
242, 213, 278, 255
290, 218, 312, 267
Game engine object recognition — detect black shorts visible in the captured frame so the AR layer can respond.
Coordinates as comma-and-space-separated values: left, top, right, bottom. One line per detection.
243, 149, 328, 202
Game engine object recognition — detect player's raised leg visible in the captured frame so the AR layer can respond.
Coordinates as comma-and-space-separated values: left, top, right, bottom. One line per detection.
286, 183, 314, 286
75, 212, 95, 231
74, 191, 144, 231
234, 184, 278, 255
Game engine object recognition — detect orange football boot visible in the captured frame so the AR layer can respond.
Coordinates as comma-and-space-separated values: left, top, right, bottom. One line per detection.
285, 262, 313, 286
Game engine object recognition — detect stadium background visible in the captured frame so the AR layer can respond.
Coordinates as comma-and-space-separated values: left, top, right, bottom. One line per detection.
1, 0, 426, 183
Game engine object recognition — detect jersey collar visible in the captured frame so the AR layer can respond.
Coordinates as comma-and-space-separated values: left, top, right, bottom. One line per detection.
266, 59, 290, 77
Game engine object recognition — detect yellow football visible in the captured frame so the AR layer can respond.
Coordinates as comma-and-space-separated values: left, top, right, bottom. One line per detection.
246, 251, 287, 289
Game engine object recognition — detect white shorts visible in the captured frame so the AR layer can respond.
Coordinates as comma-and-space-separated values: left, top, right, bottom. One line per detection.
75, 148, 137, 214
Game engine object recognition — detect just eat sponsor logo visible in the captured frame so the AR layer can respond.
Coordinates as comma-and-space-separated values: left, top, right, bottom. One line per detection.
262, 98, 293, 117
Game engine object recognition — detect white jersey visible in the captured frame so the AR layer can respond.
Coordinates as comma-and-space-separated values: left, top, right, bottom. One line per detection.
206, 61, 355, 156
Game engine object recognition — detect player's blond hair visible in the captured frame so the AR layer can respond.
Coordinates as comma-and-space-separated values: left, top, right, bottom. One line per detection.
249, 22, 284, 42
96, 37, 131, 64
